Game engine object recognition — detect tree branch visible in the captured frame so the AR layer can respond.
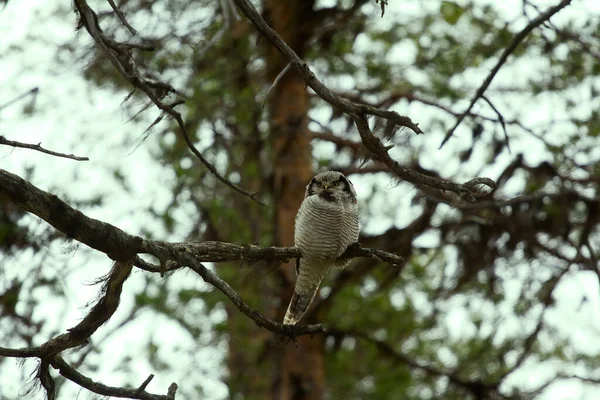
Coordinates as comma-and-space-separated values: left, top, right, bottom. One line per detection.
328, 328, 502, 398
0, 87, 38, 112
72, 0, 262, 205
231, 0, 424, 135
106, 0, 137, 35
0, 135, 89, 161
310, 131, 362, 152
230, 0, 497, 202
262, 62, 291, 108
0, 168, 401, 338
0, 259, 132, 371
440, 0, 572, 148
51, 357, 177, 400
163, 241, 405, 266
352, 117, 496, 203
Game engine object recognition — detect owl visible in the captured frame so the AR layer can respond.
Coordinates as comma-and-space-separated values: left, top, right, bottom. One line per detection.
283, 171, 359, 325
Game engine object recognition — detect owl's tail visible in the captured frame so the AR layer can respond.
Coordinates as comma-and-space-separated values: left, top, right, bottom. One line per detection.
283, 262, 327, 325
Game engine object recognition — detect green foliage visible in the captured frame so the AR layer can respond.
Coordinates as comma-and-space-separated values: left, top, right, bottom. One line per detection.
440, 1, 465, 25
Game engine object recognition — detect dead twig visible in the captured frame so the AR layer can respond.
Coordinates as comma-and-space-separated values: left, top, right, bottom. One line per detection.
440, 0, 572, 148
262, 62, 291, 108
481, 95, 511, 153
0, 87, 38, 112
352, 116, 495, 203
106, 0, 137, 35
0, 135, 89, 161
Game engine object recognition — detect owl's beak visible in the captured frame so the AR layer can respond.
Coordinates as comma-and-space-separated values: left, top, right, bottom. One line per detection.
322, 183, 329, 191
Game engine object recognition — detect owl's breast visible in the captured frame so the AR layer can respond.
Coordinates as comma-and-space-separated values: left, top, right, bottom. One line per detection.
294, 196, 356, 260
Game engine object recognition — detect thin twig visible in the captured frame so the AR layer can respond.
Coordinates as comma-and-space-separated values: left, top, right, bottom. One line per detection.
481, 95, 511, 153
51, 357, 176, 400
137, 374, 155, 393
262, 62, 291, 108
440, 0, 572, 148
0, 87, 38, 112
106, 0, 137, 35
0, 135, 89, 161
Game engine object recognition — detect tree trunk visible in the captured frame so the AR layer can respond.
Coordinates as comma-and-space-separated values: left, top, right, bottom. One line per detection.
264, 1, 325, 399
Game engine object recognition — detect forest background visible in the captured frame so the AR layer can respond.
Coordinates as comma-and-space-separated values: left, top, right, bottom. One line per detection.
1, 0, 600, 399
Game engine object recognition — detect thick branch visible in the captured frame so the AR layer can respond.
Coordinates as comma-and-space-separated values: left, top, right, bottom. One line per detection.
161, 241, 404, 266
0, 168, 141, 261
440, 0, 572, 147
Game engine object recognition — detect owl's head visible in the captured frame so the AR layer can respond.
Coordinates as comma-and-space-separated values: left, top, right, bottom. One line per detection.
306, 171, 357, 201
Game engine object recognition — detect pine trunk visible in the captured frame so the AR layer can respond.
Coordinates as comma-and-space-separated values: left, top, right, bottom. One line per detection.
264, 0, 325, 399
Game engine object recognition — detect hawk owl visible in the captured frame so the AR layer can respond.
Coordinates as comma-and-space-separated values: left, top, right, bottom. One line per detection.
283, 171, 359, 325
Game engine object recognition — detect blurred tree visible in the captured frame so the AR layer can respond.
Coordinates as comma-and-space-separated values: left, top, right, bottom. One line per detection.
1, 0, 600, 399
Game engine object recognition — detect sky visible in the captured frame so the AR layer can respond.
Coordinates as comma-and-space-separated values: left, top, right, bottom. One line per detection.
1, 0, 599, 399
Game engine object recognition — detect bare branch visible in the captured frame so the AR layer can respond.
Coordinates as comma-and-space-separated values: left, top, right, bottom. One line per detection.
0, 135, 89, 161
72, 0, 263, 205
352, 116, 496, 203
376, 0, 388, 17
440, 0, 572, 148
311, 131, 362, 151
160, 241, 404, 266
106, 0, 137, 35
0, 87, 38, 112
262, 62, 291, 108
137, 374, 155, 393
481, 95, 510, 152
0, 345, 40, 358
231, 0, 424, 135
51, 357, 176, 400
39, 360, 56, 400
182, 257, 326, 336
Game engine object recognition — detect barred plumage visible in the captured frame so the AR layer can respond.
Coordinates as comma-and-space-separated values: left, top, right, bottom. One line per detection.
283, 171, 359, 325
